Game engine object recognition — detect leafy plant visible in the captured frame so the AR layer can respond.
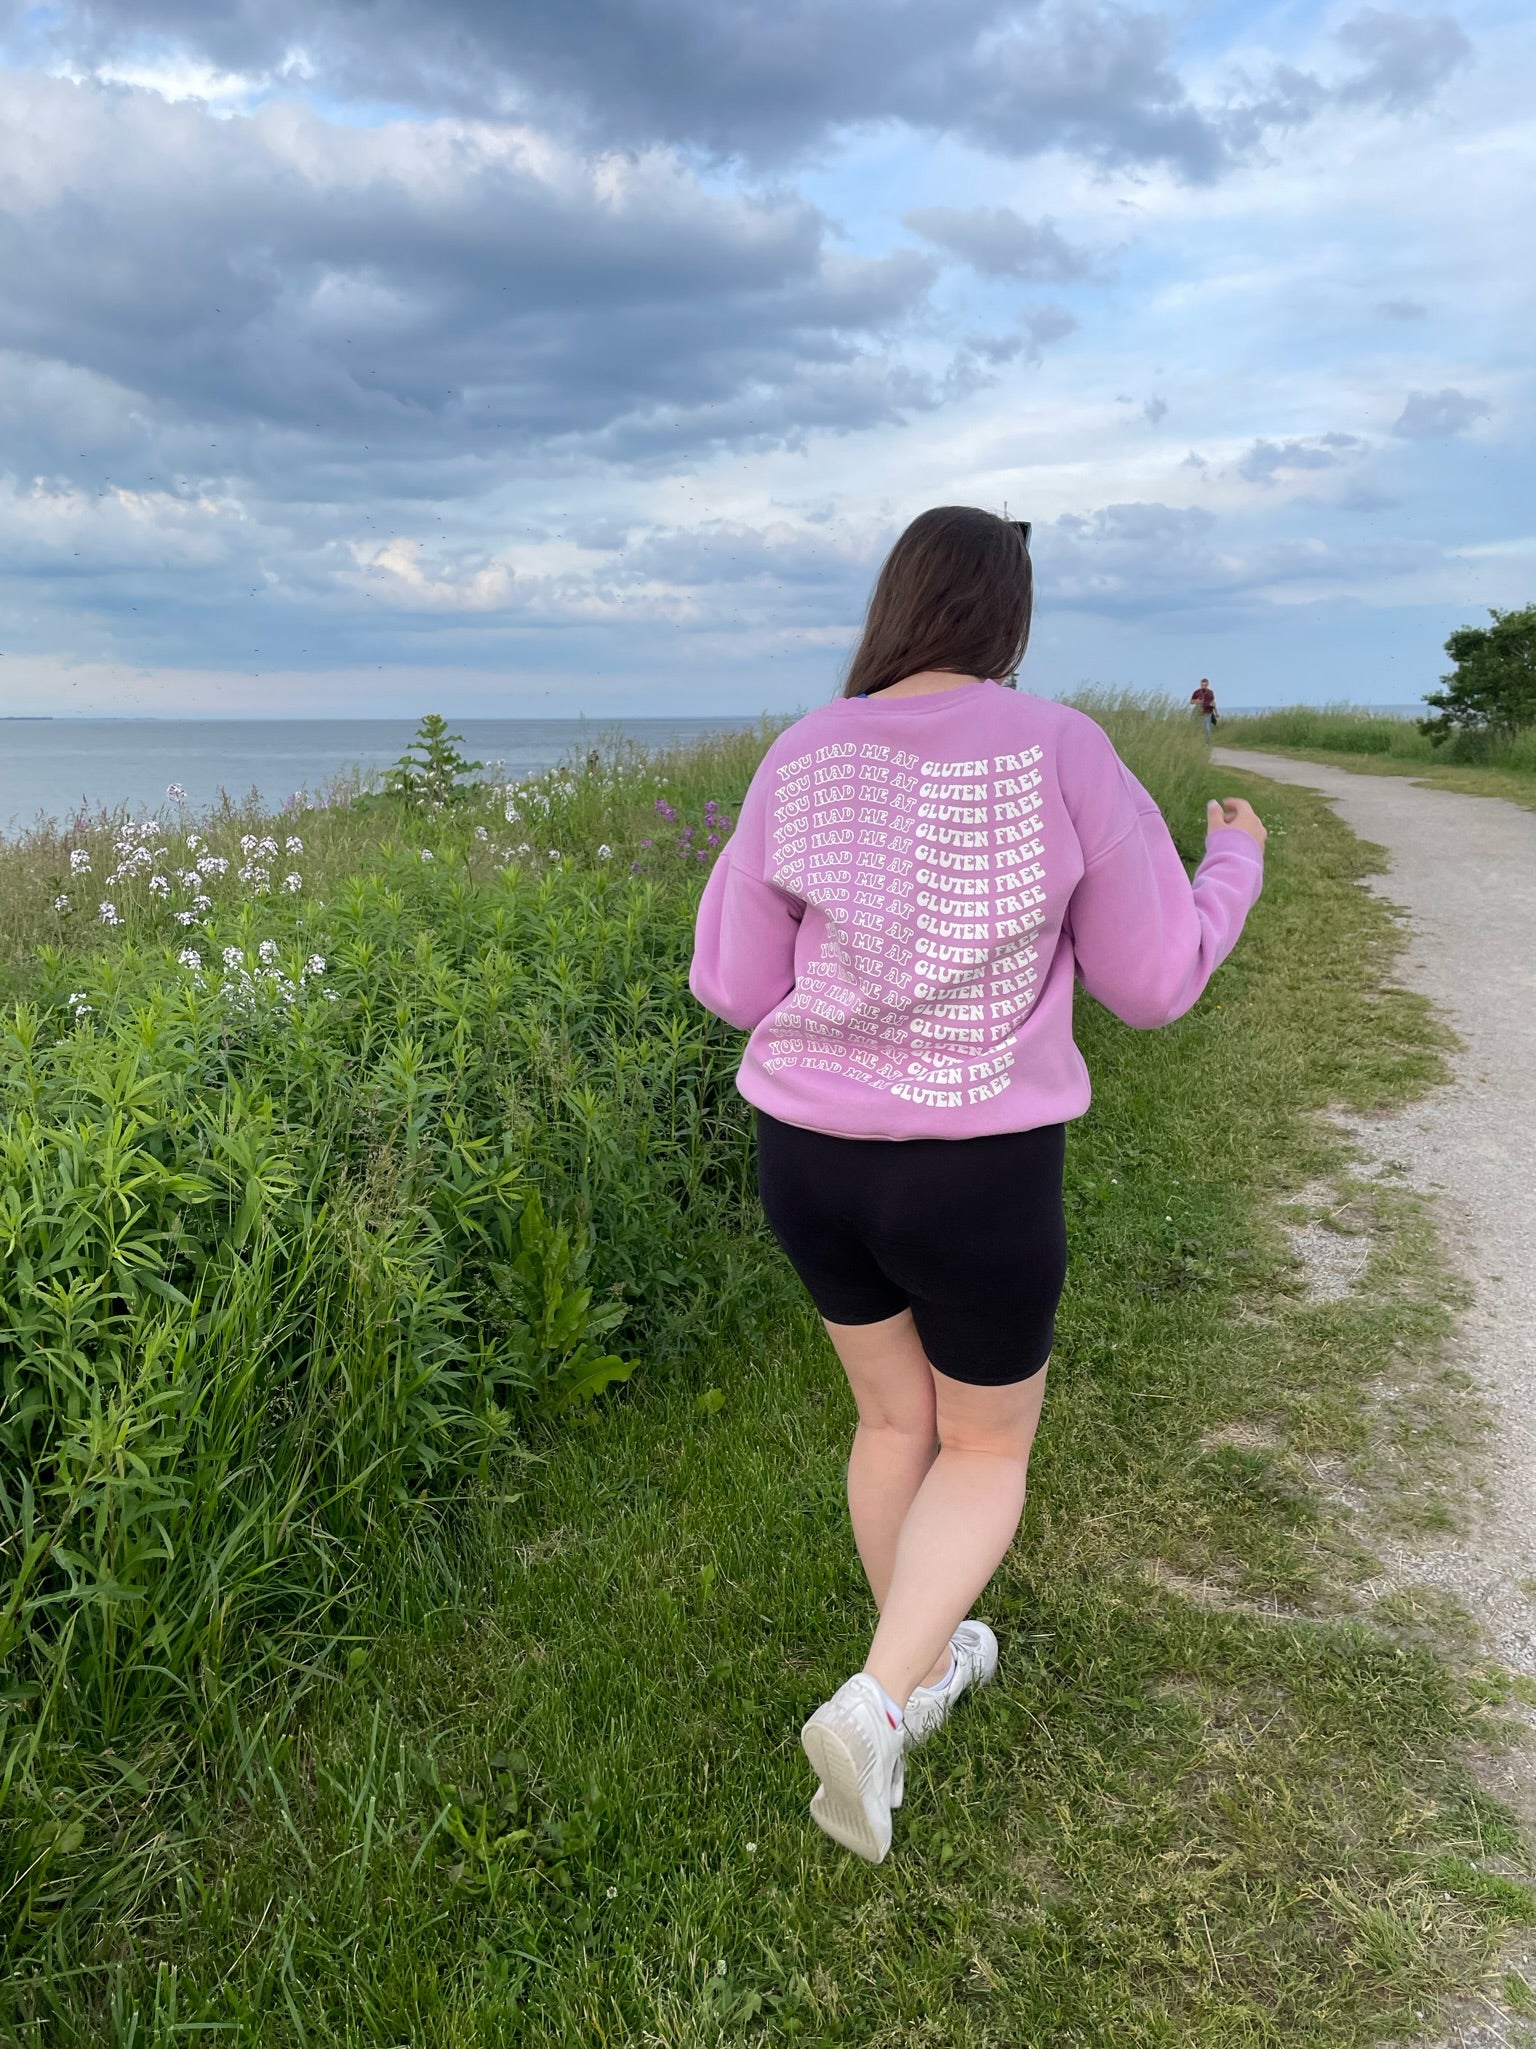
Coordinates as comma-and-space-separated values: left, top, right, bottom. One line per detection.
383, 713, 486, 810
1421, 605, 1536, 743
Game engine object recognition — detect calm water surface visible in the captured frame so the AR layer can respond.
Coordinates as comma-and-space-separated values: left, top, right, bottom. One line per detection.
0, 718, 761, 833
0, 704, 1428, 835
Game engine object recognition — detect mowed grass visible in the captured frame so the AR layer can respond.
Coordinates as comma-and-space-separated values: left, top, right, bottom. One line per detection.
1222, 705, 1536, 812
9, 726, 1533, 2043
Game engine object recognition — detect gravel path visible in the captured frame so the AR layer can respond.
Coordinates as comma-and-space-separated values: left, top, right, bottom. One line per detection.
1214, 749, 1536, 1679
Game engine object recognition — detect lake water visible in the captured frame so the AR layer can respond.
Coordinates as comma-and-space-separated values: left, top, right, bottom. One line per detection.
0, 703, 1427, 835
0, 717, 762, 834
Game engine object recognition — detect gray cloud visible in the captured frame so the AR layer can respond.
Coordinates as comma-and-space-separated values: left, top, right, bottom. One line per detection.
1237, 432, 1363, 484
1391, 387, 1491, 438
1334, 8, 1473, 113
1220, 9, 1473, 150
0, 74, 945, 493
1143, 395, 1168, 425
1042, 499, 1438, 615
1376, 297, 1428, 320
3, 0, 1245, 179
962, 304, 1080, 372
903, 206, 1092, 282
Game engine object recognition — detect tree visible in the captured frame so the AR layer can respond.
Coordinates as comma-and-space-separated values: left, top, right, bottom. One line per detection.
1419, 605, 1536, 744
385, 713, 485, 809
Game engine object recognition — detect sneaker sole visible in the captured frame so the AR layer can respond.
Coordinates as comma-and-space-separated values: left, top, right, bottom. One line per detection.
802, 1709, 893, 1864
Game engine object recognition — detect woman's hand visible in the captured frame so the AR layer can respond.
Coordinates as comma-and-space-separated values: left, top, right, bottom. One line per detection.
1206, 796, 1267, 848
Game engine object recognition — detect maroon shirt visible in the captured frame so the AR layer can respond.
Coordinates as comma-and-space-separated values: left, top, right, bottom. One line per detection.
1191, 685, 1216, 714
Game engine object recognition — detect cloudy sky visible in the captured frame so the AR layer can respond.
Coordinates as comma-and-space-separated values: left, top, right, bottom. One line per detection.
0, 0, 1527, 718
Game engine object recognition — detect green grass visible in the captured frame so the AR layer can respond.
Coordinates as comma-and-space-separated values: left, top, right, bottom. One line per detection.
1222, 705, 1536, 812
3, 701, 1532, 2044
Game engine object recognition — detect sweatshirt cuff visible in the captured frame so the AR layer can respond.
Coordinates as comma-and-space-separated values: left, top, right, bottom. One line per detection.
1203, 826, 1264, 864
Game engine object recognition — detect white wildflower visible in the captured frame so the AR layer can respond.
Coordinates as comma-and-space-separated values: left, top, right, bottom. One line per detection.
305, 955, 326, 976
419, 849, 434, 862
282, 873, 302, 893
258, 939, 280, 964
596, 844, 612, 860
53, 893, 70, 912
68, 992, 91, 1015
98, 901, 120, 926
547, 848, 561, 861
177, 947, 202, 970
186, 831, 204, 851
193, 893, 211, 910
196, 854, 228, 878
149, 875, 170, 897
69, 848, 92, 874
166, 783, 186, 802
240, 834, 258, 854
284, 836, 303, 855
223, 946, 243, 969
175, 909, 199, 926
474, 825, 489, 841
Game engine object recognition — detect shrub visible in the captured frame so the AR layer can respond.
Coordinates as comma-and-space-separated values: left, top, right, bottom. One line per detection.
381, 713, 486, 810
0, 833, 780, 1961
1422, 605, 1536, 743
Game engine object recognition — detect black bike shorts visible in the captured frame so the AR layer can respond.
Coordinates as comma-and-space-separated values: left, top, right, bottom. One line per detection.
755, 1110, 1067, 1386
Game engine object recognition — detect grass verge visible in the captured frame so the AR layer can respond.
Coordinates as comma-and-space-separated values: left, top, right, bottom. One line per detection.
1222, 706, 1536, 812
6, 725, 1533, 2043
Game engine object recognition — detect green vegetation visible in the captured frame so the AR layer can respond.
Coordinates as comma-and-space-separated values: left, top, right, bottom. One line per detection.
380, 712, 487, 811
2, 700, 1531, 2043
1221, 702, 1536, 810
1423, 604, 1536, 743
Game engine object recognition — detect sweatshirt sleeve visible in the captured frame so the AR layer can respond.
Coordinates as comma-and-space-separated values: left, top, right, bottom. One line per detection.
689, 753, 805, 1032
1062, 721, 1264, 1031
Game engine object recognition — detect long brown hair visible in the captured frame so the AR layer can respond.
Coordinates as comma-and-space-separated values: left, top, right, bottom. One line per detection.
842, 507, 1032, 699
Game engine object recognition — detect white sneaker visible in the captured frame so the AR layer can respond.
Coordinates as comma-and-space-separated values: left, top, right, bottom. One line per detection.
801, 1674, 907, 1863
902, 1620, 999, 1747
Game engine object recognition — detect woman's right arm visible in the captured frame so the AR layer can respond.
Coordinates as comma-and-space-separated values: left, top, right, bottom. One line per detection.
1062, 722, 1265, 1030
689, 763, 805, 1032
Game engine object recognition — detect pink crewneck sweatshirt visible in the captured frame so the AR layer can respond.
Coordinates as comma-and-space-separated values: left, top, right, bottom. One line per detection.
689, 682, 1264, 1140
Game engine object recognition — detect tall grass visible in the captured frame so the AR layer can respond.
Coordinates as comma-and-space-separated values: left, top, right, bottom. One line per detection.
1223, 702, 1536, 774
1069, 689, 1212, 856
0, 724, 792, 1987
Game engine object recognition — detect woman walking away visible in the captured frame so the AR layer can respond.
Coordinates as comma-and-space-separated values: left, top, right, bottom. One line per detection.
689, 507, 1266, 1863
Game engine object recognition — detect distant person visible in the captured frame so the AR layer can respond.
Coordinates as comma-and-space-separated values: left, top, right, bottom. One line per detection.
689, 506, 1266, 1862
1191, 677, 1217, 738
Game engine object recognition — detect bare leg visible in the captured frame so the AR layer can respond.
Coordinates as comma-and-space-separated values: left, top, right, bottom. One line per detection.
821, 1311, 948, 1686
863, 1366, 1049, 1709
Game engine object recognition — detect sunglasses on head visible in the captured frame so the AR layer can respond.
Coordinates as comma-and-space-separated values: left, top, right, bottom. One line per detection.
1010, 520, 1032, 547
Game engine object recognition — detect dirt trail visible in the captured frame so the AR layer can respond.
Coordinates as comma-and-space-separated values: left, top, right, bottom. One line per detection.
1214, 749, 1536, 1675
